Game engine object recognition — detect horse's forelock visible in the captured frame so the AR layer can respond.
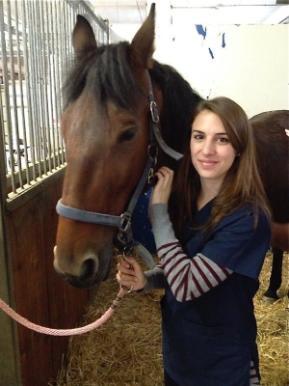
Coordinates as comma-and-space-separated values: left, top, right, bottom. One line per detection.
63, 42, 142, 110
97, 42, 141, 109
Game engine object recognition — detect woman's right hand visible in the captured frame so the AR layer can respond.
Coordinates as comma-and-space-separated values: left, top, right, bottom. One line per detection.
151, 166, 174, 205
116, 256, 147, 292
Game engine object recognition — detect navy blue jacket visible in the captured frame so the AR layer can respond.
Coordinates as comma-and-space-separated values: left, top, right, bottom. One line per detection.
161, 202, 270, 386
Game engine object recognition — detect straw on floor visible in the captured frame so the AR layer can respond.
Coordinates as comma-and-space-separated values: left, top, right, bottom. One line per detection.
52, 252, 288, 386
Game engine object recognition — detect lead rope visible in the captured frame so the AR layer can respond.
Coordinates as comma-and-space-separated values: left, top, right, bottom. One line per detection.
0, 287, 126, 336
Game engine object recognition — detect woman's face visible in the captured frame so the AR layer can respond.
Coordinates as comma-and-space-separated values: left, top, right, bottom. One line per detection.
190, 109, 237, 187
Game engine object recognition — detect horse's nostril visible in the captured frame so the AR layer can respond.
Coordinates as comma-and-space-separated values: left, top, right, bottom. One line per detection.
79, 258, 97, 282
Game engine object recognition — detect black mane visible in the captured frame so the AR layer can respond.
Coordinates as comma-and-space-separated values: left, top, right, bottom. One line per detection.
64, 41, 203, 161
150, 62, 203, 161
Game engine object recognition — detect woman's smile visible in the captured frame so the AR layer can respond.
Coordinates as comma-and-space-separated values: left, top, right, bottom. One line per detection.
191, 109, 237, 187
197, 159, 219, 169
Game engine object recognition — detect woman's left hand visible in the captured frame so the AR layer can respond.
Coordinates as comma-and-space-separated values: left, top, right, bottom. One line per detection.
151, 167, 174, 205
116, 256, 147, 292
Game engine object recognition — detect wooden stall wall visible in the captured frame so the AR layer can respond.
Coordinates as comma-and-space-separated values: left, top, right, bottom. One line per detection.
4, 171, 89, 386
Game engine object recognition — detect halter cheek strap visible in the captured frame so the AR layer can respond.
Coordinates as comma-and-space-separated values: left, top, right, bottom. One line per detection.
147, 76, 183, 161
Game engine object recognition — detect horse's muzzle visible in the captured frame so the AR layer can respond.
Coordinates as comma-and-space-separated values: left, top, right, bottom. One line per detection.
53, 245, 112, 288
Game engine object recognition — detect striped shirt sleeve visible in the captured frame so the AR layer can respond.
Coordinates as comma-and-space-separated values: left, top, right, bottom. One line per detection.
150, 204, 232, 302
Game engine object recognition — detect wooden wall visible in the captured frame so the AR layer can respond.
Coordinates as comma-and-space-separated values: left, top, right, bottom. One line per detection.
3, 170, 89, 386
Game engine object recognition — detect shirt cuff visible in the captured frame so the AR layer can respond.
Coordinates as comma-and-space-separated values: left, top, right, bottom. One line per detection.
141, 266, 165, 293
149, 203, 178, 249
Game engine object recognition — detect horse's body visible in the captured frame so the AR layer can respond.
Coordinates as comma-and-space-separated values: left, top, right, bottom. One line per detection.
250, 111, 289, 299
54, 6, 289, 291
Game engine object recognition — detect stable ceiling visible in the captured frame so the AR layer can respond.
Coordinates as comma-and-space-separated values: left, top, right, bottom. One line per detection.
90, 0, 289, 40
90, 0, 289, 25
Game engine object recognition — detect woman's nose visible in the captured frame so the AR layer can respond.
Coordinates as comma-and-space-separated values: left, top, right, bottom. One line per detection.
202, 139, 215, 155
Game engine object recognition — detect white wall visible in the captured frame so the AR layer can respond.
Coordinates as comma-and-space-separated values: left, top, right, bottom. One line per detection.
153, 21, 289, 118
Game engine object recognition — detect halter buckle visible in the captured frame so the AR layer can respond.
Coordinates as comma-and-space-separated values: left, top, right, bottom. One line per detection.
148, 168, 157, 185
150, 101, 159, 124
119, 211, 132, 233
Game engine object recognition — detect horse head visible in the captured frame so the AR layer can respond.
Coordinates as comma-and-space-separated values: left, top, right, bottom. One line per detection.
54, 6, 159, 287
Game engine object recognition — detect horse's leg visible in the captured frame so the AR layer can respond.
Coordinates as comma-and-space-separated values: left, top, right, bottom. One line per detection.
263, 247, 283, 300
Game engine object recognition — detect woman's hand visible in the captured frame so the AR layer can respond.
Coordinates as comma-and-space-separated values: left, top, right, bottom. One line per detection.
151, 167, 174, 205
116, 256, 147, 292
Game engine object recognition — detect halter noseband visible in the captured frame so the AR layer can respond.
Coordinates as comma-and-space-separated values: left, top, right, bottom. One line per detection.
56, 72, 183, 259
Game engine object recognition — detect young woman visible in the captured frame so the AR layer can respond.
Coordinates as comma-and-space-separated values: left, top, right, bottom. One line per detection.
116, 96, 271, 386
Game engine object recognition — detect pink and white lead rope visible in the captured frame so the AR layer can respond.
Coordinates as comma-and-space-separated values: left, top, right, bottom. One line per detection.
0, 287, 126, 336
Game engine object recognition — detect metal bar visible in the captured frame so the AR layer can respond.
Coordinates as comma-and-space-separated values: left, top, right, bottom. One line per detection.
64, 0, 69, 59
29, 0, 42, 174
35, 1, 48, 174
53, 0, 61, 169
14, 0, 30, 184
69, 2, 74, 49
0, 0, 16, 192
26, 0, 42, 177
56, 2, 66, 165
21, 0, 36, 181
39, 0, 52, 173
7, 0, 23, 189
0, 67, 8, 197
62, 0, 71, 165
47, 1, 57, 170
54, 0, 64, 166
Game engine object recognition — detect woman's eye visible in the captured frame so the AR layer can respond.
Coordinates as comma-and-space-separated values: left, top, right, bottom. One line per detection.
118, 128, 136, 143
192, 134, 204, 141
218, 137, 230, 143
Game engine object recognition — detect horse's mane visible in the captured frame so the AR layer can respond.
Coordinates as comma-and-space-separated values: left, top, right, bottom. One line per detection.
150, 62, 203, 154
64, 41, 203, 155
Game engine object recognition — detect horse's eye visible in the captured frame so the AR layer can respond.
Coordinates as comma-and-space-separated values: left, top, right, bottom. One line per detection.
118, 128, 136, 143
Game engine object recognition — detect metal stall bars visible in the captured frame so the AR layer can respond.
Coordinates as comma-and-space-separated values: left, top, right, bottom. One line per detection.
0, 2, 109, 384
0, 0, 110, 206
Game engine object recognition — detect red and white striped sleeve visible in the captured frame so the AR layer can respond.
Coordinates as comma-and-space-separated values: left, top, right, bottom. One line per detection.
158, 242, 232, 302
149, 204, 232, 302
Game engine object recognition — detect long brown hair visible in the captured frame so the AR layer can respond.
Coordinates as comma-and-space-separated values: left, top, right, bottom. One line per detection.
171, 96, 271, 236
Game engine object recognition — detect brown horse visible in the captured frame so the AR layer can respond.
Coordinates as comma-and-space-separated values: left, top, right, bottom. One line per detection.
53, 6, 289, 290
251, 111, 289, 298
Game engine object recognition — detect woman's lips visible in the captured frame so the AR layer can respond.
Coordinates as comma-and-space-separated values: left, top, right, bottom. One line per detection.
198, 159, 218, 169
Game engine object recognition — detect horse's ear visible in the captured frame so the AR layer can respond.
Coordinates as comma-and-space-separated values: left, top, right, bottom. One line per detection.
72, 15, 97, 59
130, 3, 155, 69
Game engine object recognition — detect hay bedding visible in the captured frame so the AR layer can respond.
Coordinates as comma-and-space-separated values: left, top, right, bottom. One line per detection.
52, 252, 288, 386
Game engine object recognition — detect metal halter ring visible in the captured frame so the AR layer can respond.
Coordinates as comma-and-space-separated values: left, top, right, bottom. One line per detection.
149, 100, 160, 123
119, 212, 132, 233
